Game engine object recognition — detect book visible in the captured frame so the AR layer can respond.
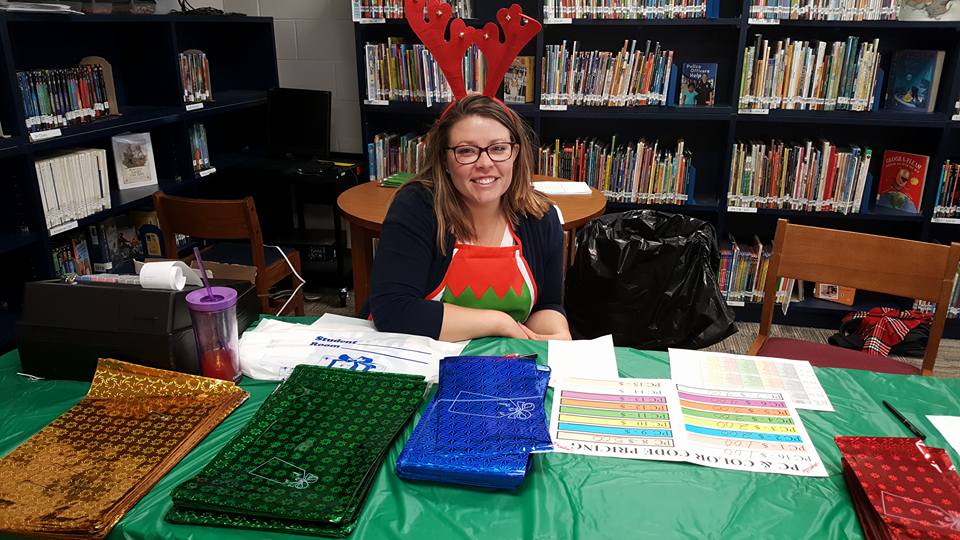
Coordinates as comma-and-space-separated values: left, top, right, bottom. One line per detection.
884, 50, 945, 113
503, 56, 534, 104
130, 209, 164, 258
86, 218, 118, 272
876, 150, 929, 214
179, 50, 213, 104
379, 171, 414, 188
679, 63, 717, 107
113, 214, 143, 272
111, 132, 158, 190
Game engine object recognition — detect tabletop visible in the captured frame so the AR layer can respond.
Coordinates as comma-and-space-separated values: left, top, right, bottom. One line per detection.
2, 328, 959, 539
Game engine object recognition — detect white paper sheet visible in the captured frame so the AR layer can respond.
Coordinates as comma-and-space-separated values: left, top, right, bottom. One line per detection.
668, 349, 834, 412
928, 416, 960, 455
533, 181, 592, 195
550, 377, 827, 477
547, 335, 618, 386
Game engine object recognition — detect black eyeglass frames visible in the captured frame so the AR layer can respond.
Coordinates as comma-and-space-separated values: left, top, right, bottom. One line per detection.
446, 142, 519, 164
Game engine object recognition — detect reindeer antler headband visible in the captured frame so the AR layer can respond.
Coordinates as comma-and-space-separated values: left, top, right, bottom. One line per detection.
405, 0, 541, 114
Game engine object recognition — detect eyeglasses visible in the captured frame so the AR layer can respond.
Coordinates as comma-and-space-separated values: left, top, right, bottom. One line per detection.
447, 142, 518, 164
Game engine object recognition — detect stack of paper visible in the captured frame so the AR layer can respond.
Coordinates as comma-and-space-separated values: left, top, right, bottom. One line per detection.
533, 181, 592, 195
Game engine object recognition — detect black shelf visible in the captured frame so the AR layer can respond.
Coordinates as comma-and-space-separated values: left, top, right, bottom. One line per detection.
182, 90, 268, 117
0, 15, 279, 341
608, 199, 721, 213
544, 17, 741, 26
26, 107, 182, 153
736, 110, 950, 127
753, 19, 960, 29
541, 105, 733, 120
726, 207, 927, 222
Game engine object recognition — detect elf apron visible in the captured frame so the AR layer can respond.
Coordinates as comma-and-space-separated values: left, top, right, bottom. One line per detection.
425, 224, 537, 322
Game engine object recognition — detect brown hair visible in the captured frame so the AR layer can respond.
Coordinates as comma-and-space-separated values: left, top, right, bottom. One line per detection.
406, 95, 551, 255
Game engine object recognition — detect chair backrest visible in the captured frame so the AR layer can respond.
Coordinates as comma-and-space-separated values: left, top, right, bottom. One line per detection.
760, 218, 960, 375
151, 191, 267, 273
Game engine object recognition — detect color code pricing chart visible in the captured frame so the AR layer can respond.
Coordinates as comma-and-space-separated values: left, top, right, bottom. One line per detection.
550, 379, 686, 462
550, 378, 827, 477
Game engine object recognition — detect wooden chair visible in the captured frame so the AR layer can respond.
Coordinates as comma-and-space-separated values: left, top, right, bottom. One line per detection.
152, 191, 305, 316
748, 219, 960, 376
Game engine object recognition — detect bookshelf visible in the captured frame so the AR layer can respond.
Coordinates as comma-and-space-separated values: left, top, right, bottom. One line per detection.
0, 13, 279, 350
353, 0, 960, 336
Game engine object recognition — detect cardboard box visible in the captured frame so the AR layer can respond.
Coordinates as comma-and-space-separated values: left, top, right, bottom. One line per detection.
143, 257, 258, 284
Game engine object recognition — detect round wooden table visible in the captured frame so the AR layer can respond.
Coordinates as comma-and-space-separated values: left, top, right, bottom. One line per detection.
337, 180, 607, 314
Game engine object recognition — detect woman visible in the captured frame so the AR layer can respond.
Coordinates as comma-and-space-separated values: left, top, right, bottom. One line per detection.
369, 95, 571, 342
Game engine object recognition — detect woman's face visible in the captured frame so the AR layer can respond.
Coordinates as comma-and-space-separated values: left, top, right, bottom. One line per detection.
444, 115, 515, 212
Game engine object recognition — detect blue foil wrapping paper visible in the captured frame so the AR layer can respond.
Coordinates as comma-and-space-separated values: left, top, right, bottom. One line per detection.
395, 356, 552, 490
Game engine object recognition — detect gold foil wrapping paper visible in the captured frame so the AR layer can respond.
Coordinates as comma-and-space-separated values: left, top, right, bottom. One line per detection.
0, 358, 248, 539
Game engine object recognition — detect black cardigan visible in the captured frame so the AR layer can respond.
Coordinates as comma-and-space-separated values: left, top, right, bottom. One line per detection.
368, 183, 565, 339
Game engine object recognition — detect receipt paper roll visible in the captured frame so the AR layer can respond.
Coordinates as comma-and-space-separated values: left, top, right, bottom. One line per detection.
139, 261, 188, 290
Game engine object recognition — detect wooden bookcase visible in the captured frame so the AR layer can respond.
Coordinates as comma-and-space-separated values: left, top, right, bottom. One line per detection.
352, 1, 960, 336
0, 13, 279, 349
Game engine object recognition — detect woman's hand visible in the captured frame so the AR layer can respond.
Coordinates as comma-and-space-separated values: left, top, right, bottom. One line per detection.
518, 323, 571, 341
499, 316, 531, 340
522, 309, 572, 340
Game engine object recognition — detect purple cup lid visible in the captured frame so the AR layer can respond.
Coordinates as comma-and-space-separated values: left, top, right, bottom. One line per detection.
186, 286, 238, 312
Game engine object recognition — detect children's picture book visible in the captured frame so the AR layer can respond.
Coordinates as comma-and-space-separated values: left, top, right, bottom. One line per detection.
503, 56, 534, 104
876, 150, 929, 214
898, 0, 960, 20
884, 50, 945, 113
679, 63, 717, 107
111, 132, 158, 190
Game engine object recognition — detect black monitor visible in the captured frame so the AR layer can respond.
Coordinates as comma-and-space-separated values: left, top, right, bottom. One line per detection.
267, 88, 331, 159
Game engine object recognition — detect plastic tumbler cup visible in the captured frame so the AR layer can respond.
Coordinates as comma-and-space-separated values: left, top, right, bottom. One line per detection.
186, 286, 240, 382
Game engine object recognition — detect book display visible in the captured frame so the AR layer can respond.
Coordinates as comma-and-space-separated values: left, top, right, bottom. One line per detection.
354, 0, 960, 331
0, 14, 279, 349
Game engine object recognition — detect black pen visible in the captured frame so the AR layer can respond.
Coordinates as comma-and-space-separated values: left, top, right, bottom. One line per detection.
882, 400, 926, 440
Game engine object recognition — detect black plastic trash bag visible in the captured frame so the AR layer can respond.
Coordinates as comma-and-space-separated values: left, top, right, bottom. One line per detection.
565, 210, 736, 350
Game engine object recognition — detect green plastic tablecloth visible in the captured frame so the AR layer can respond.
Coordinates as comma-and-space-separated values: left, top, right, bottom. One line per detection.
2, 322, 960, 539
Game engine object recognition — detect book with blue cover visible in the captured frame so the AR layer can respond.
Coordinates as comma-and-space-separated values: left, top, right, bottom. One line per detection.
679, 63, 717, 107
884, 50, 945, 113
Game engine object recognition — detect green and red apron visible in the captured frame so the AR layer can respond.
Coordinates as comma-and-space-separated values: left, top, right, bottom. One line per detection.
426, 225, 536, 322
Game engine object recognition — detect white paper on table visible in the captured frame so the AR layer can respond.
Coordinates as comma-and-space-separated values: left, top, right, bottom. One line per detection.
668, 348, 834, 412
927, 416, 960, 454
311, 313, 376, 331
533, 181, 592, 195
547, 334, 618, 386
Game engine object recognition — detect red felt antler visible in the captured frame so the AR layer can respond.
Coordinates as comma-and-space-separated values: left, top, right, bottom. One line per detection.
476, 5, 541, 98
404, 0, 541, 103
